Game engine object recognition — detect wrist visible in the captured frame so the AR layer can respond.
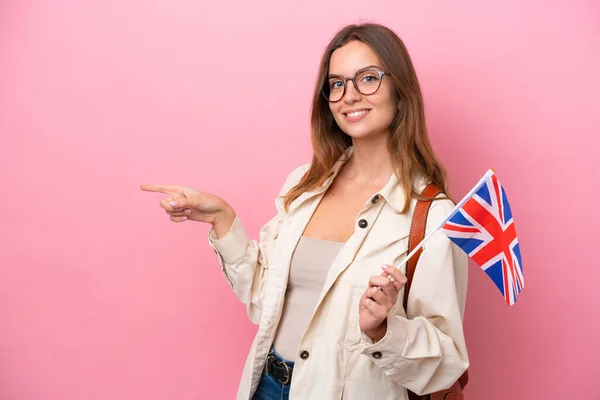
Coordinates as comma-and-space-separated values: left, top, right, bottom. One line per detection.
365, 319, 388, 343
212, 205, 236, 239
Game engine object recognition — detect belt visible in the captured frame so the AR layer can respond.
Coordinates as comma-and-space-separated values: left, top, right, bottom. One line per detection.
264, 354, 293, 385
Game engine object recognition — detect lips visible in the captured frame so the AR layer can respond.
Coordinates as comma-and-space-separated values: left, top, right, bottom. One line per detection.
345, 110, 369, 117
343, 109, 370, 121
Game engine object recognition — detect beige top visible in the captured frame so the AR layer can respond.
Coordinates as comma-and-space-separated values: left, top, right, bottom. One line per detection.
272, 236, 345, 361
208, 147, 469, 400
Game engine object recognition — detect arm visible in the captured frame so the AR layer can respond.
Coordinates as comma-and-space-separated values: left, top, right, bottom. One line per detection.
207, 164, 309, 325
360, 199, 469, 395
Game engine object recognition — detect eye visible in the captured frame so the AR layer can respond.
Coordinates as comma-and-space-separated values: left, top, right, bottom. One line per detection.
360, 74, 379, 83
329, 80, 344, 90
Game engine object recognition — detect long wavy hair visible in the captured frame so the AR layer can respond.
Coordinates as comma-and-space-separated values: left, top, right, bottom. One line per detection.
283, 23, 450, 213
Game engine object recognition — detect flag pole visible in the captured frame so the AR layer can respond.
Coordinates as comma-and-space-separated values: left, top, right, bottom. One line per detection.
393, 169, 495, 271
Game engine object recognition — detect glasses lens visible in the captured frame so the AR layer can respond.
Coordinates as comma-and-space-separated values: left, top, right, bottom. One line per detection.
355, 69, 382, 95
327, 78, 345, 102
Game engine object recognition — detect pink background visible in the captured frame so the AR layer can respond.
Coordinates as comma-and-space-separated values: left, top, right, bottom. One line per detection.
1, 0, 598, 399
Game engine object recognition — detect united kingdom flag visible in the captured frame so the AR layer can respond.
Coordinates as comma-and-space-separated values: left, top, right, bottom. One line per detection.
442, 173, 524, 306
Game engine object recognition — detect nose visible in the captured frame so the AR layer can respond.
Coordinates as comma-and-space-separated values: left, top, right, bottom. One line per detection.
343, 80, 361, 103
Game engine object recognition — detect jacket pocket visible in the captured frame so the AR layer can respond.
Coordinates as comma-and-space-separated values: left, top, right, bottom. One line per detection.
336, 286, 363, 352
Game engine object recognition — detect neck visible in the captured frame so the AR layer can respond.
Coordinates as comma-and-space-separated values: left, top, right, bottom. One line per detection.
343, 134, 394, 185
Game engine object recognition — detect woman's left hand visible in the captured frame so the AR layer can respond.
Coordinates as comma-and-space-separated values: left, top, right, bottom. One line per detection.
359, 265, 408, 342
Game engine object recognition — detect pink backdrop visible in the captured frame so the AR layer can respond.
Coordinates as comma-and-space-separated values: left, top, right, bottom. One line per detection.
1, 0, 598, 399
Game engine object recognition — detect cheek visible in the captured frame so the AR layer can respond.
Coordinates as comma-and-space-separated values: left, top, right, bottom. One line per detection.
329, 102, 339, 115
329, 103, 343, 122
372, 94, 398, 119
375, 84, 398, 112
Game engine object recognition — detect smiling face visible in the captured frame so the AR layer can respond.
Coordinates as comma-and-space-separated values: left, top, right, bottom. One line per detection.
327, 40, 398, 141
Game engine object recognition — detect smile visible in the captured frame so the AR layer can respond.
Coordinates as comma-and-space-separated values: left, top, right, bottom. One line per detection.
343, 109, 370, 121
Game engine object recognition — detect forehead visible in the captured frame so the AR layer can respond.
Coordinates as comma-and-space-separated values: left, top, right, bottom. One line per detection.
328, 41, 382, 76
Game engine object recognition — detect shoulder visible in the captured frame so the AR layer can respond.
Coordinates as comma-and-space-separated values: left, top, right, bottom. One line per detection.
287, 163, 311, 183
273, 163, 310, 213
410, 172, 454, 224
279, 163, 310, 195
426, 195, 455, 231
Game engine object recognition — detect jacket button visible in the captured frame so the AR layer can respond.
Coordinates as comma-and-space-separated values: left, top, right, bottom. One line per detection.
372, 351, 382, 359
358, 219, 368, 229
299, 350, 310, 360
371, 195, 380, 204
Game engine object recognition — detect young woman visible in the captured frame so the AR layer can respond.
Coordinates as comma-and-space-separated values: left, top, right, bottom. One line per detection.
142, 23, 469, 400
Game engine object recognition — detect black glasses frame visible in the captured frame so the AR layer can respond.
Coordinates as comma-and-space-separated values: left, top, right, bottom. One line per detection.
322, 68, 389, 103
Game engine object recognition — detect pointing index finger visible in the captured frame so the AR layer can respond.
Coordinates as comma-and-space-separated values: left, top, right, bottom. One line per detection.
140, 184, 180, 195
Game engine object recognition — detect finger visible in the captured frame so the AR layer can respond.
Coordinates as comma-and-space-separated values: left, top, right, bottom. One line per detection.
367, 286, 393, 309
160, 196, 191, 212
165, 196, 191, 210
166, 208, 192, 217
170, 215, 188, 223
159, 198, 178, 212
381, 265, 408, 287
363, 297, 388, 320
360, 291, 370, 306
369, 276, 397, 298
380, 271, 404, 292
140, 184, 181, 195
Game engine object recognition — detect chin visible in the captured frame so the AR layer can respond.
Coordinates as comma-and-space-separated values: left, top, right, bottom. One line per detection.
340, 125, 387, 140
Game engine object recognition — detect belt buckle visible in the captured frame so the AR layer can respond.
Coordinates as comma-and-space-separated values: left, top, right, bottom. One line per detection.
265, 355, 291, 385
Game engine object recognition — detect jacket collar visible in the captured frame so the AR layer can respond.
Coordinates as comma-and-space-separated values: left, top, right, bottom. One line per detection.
289, 147, 426, 214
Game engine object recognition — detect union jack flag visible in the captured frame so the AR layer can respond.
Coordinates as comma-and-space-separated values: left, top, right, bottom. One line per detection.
442, 173, 524, 306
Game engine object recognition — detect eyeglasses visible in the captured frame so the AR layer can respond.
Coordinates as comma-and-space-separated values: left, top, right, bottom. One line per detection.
322, 67, 388, 103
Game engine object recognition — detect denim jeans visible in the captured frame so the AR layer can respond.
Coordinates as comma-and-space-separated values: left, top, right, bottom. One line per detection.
252, 349, 294, 400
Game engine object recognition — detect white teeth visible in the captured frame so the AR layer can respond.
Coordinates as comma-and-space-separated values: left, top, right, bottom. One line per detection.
346, 110, 368, 118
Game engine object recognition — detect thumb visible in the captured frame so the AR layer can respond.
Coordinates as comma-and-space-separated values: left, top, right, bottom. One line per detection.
380, 264, 393, 277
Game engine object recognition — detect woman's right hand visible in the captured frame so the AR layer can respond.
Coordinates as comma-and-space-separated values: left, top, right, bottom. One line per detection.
140, 184, 236, 237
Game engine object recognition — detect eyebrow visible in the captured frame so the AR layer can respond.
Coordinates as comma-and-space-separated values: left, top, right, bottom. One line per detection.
328, 65, 382, 79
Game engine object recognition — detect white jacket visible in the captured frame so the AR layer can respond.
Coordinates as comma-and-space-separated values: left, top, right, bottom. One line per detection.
208, 149, 469, 399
